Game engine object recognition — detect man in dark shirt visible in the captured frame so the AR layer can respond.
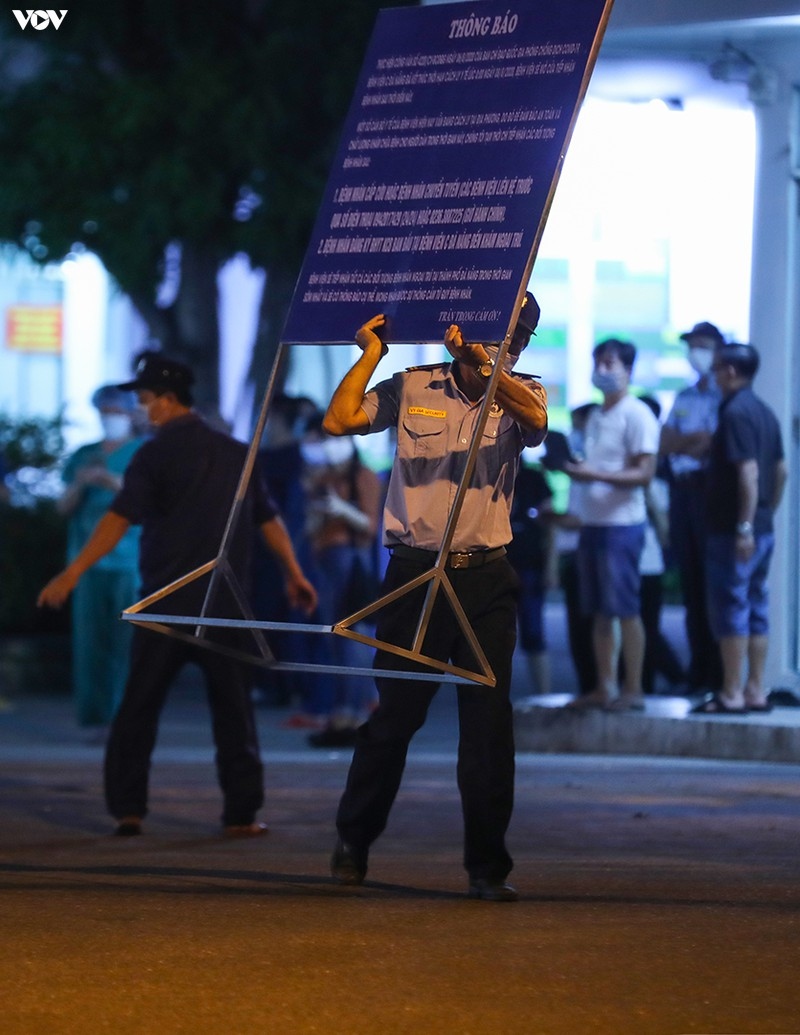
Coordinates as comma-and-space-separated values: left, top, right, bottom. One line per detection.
694, 343, 786, 714
39, 354, 317, 836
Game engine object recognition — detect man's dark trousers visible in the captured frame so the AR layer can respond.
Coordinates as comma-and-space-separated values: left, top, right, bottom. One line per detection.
104, 626, 264, 825
336, 554, 518, 881
669, 472, 722, 691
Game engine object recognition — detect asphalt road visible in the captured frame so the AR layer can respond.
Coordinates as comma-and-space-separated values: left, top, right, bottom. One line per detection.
2, 683, 800, 1035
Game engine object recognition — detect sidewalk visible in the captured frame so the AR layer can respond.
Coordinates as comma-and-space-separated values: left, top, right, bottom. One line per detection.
513, 603, 800, 764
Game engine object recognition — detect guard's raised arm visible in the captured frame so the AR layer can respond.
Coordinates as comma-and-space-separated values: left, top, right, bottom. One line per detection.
323, 314, 388, 436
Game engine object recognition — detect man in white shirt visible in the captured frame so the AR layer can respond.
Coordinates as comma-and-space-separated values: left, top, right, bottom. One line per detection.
565, 338, 660, 710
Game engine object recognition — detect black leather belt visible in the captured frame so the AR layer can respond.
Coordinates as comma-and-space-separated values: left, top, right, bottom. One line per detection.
390, 544, 507, 569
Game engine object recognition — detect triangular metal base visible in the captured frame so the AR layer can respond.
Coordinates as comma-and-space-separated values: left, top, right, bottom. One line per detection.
333, 564, 496, 686
121, 557, 496, 687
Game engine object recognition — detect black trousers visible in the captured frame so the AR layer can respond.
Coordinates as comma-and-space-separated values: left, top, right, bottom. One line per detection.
336, 555, 518, 881
640, 573, 687, 693
559, 551, 597, 694
104, 626, 264, 825
669, 476, 722, 691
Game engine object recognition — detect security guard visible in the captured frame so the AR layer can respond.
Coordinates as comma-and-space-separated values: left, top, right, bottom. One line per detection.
660, 321, 725, 693
322, 293, 547, 901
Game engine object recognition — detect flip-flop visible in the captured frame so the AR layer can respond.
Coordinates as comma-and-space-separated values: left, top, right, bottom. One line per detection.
690, 694, 747, 715
565, 690, 612, 710
745, 701, 773, 713
605, 695, 646, 712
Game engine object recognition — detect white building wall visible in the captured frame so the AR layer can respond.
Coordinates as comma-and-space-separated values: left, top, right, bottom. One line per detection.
748, 40, 800, 684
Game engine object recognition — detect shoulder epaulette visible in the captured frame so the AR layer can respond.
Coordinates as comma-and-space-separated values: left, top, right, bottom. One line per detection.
404, 362, 449, 373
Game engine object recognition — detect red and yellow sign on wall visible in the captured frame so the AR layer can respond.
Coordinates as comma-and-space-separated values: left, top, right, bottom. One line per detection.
5, 305, 63, 354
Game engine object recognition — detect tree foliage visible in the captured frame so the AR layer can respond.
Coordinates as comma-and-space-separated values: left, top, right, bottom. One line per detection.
0, 0, 417, 407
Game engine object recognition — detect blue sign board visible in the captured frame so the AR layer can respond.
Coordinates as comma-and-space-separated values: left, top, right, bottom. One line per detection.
282, 0, 613, 345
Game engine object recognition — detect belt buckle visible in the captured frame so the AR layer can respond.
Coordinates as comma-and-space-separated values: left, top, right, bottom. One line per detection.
450, 552, 470, 569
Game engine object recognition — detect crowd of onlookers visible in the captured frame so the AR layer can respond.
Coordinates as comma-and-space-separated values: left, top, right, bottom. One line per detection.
516, 321, 785, 715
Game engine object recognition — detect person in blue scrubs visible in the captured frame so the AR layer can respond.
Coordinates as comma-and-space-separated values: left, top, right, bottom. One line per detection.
58, 386, 144, 732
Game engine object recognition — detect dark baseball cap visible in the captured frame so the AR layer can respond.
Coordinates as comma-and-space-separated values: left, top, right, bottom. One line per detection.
116, 353, 195, 394
679, 321, 725, 346
516, 291, 540, 336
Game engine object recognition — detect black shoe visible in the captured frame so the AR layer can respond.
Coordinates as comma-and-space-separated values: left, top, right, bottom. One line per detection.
330, 838, 367, 885
769, 688, 800, 708
468, 878, 518, 902
223, 821, 269, 838
114, 818, 142, 837
309, 727, 359, 749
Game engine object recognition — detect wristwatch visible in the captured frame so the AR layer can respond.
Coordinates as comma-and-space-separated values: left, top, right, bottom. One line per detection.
735, 521, 753, 537
476, 357, 495, 379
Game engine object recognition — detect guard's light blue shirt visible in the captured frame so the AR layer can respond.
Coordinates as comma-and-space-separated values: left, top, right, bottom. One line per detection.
663, 378, 721, 477
360, 362, 542, 552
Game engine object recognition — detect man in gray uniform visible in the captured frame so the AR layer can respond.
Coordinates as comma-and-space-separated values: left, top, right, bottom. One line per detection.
660, 321, 725, 693
322, 294, 547, 901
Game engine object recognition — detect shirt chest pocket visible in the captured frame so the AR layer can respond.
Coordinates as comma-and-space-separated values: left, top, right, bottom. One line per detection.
477, 417, 515, 481
400, 414, 448, 459
482, 415, 504, 443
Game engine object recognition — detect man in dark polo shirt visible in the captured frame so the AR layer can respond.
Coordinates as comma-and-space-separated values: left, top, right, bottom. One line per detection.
39, 354, 317, 836
693, 343, 786, 715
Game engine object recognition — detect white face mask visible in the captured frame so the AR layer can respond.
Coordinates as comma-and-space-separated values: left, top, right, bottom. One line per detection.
688, 347, 714, 376
322, 438, 354, 466
301, 438, 354, 467
300, 442, 327, 467
100, 414, 132, 441
486, 345, 518, 373
591, 369, 626, 395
